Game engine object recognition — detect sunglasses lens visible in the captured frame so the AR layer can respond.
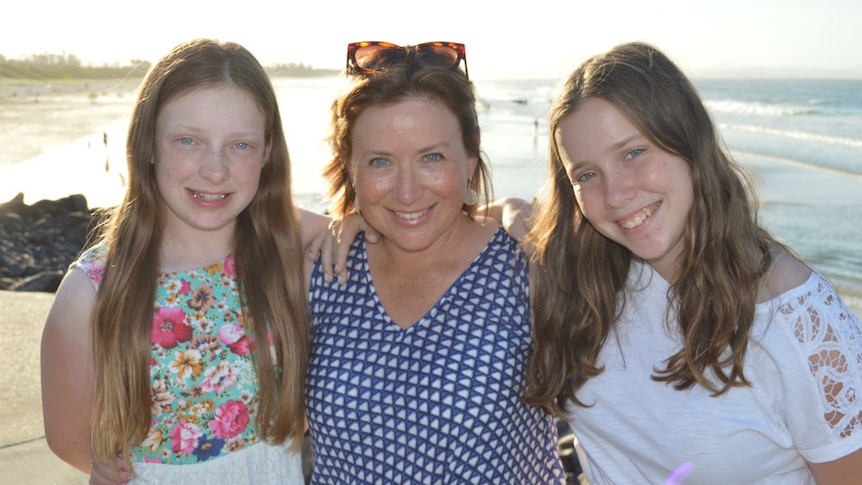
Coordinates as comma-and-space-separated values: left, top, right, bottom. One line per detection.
416, 44, 461, 69
348, 42, 466, 76
353, 44, 405, 73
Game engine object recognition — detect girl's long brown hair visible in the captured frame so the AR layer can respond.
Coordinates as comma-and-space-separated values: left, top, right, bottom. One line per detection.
89, 39, 310, 469
524, 42, 784, 415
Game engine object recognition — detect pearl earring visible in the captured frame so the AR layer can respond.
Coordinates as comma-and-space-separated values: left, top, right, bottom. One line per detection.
464, 180, 478, 206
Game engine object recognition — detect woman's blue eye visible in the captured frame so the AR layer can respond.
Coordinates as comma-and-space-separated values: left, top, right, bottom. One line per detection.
235, 142, 250, 150
424, 153, 442, 162
371, 157, 389, 167
179, 137, 194, 145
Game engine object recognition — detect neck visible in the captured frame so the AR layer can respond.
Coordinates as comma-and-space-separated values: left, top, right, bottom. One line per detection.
159, 229, 234, 273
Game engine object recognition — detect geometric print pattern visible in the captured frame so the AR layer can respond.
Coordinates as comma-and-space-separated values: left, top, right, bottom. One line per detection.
307, 229, 566, 484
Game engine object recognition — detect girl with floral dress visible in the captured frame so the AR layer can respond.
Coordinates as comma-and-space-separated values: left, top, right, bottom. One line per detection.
41, 38, 329, 484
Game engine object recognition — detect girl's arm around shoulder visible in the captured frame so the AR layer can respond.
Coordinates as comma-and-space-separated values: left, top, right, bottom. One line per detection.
298, 208, 338, 284
478, 197, 533, 243
40, 268, 96, 473
298, 208, 330, 250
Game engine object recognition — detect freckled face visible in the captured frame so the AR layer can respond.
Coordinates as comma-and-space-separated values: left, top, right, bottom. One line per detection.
555, 97, 694, 280
350, 96, 477, 254
154, 85, 270, 243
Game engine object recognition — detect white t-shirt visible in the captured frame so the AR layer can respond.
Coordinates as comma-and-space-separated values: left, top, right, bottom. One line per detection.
565, 262, 862, 484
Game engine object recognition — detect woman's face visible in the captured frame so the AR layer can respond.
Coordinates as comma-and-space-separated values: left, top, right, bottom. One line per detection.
350, 95, 477, 254
154, 85, 269, 244
556, 97, 694, 281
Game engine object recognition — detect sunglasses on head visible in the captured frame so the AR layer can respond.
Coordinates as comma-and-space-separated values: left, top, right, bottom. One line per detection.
346, 41, 468, 78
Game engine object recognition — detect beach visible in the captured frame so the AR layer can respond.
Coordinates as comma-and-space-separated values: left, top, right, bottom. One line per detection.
1, 77, 861, 483
0, 79, 133, 483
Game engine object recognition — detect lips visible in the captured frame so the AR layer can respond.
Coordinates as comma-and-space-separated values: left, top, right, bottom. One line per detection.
618, 201, 660, 230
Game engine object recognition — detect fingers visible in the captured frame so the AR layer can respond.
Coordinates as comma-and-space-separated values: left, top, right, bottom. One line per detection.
89, 457, 133, 485
318, 223, 334, 283
304, 223, 331, 281
317, 213, 378, 285
329, 218, 349, 285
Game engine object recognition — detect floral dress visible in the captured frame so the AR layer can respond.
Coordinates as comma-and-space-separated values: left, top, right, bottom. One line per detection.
73, 245, 303, 484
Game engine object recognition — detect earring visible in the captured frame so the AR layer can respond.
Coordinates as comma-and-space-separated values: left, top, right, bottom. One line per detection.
352, 182, 361, 213
464, 180, 479, 206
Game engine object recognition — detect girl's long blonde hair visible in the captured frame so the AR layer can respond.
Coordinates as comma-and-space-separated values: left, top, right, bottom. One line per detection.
89, 39, 310, 468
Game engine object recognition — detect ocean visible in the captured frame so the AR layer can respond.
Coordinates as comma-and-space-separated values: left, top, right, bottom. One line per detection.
2, 76, 860, 305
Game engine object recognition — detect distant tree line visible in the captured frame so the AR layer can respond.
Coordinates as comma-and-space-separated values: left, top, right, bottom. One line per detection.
0, 52, 338, 80
0, 52, 150, 80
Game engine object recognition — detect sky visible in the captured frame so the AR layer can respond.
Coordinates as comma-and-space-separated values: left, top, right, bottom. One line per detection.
3, 0, 862, 79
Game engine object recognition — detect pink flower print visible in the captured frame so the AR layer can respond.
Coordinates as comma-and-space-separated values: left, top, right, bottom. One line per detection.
208, 400, 250, 440
188, 284, 216, 313
224, 255, 236, 276
87, 268, 103, 287
169, 420, 203, 455
178, 279, 191, 295
218, 323, 250, 355
218, 323, 243, 345
152, 306, 193, 349
201, 360, 239, 394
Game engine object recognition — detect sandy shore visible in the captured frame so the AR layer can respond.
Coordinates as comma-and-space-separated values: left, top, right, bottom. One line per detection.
0, 78, 140, 167
0, 290, 88, 483
0, 79, 137, 483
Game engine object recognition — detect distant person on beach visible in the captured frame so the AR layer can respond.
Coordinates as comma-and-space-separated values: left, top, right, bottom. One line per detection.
304, 41, 566, 483
40, 38, 332, 484
103, 130, 109, 172
508, 41, 862, 483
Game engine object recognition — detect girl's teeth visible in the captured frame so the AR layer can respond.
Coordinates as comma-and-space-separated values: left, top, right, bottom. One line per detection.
620, 205, 654, 229
193, 192, 227, 201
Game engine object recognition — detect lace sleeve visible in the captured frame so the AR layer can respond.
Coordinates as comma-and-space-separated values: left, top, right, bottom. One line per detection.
780, 277, 862, 440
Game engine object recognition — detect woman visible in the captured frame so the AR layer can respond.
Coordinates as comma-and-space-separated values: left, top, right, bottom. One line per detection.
304, 41, 566, 484
41, 38, 329, 483
524, 41, 862, 483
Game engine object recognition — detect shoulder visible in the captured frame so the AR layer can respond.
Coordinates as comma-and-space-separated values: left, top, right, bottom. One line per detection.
43, 269, 97, 346
70, 243, 108, 290
298, 208, 331, 248
759, 249, 812, 303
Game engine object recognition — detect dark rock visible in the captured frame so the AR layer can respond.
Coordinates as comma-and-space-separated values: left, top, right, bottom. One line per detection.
0, 193, 103, 293
10, 270, 65, 292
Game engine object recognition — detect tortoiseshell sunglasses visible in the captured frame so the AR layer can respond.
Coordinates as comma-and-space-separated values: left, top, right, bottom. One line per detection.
346, 41, 468, 78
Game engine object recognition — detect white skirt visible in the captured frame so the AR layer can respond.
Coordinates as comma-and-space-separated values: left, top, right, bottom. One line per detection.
129, 441, 304, 485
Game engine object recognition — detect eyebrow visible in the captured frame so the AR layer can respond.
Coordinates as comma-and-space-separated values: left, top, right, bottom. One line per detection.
611, 133, 642, 150
565, 132, 643, 170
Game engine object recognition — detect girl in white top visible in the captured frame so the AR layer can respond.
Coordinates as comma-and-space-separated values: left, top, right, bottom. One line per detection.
522, 41, 862, 484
